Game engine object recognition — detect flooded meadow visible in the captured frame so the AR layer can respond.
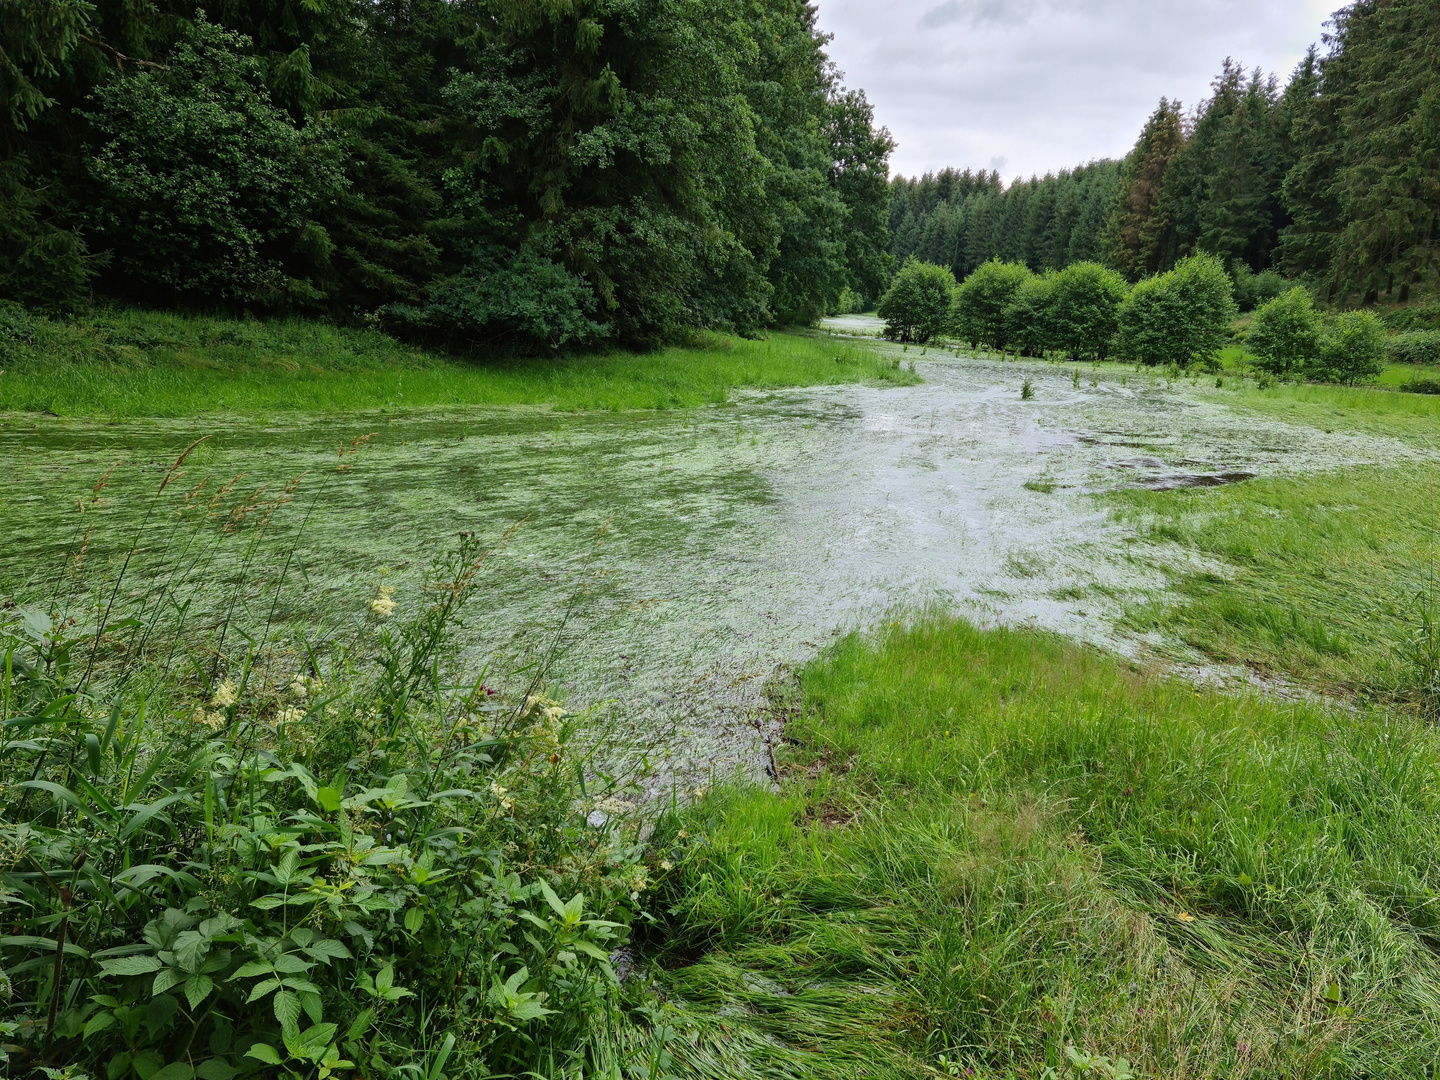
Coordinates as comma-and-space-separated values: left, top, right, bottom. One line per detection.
0, 332, 1425, 793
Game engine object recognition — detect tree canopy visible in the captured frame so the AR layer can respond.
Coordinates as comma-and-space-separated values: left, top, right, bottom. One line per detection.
0, 0, 895, 349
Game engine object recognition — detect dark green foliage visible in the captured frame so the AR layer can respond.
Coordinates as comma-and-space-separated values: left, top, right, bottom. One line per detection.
1116, 253, 1238, 367
1386, 330, 1440, 365
1381, 303, 1440, 332
0, 158, 95, 310
1, 0, 894, 349
1004, 271, 1057, 358
887, 162, 1120, 282
876, 256, 955, 343
83, 18, 343, 304
1248, 286, 1321, 376
1231, 263, 1287, 311
952, 258, 1031, 351
1044, 261, 1128, 360
1311, 308, 1387, 384
1281, 0, 1440, 301
1105, 98, 1187, 280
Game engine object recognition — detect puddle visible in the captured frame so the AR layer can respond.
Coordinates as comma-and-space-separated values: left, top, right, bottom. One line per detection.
0, 349, 1429, 795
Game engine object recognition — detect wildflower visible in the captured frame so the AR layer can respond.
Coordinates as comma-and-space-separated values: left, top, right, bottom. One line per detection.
370, 584, 396, 618
191, 706, 224, 730
277, 705, 306, 725
210, 680, 237, 708
660, 859, 674, 872
1176, 911, 1195, 924
289, 677, 310, 699
488, 780, 515, 812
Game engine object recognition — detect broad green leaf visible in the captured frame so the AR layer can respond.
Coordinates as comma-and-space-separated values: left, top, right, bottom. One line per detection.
245, 977, 282, 1002
195, 1061, 238, 1080
245, 1044, 282, 1065
185, 973, 215, 1009
306, 937, 352, 962
271, 953, 312, 974
99, 955, 164, 976
149, 1065, 195, 1080
274, 988, 302, 1030
153, 967, 182, 994
230, 960, 274, 979
173, 930, 210, 973
83, 1012, 117, 1039
316, 786, 342, 813
404, 906, 424, 933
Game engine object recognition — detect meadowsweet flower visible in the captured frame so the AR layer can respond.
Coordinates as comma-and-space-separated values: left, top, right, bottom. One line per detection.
277, 705, 306, 725
210, 680, 237, 708
370, 584, 396, 618
289, 677, 310, 699
660, 859, 674, 871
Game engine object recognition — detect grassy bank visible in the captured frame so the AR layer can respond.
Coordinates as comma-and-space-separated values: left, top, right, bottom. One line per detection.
1111, 463, 1438, 700
646, 616, 1440, 1078
0, 307, 916, 417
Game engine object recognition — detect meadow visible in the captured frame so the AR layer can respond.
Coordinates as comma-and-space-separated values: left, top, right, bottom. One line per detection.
3, 310, 1438, 1079
0, 306, 916, 417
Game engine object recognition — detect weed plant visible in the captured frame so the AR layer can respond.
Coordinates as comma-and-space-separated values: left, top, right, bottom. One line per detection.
645, 616, 1440, 1078
0, 447, 660, 1078
0, 305, 917, 418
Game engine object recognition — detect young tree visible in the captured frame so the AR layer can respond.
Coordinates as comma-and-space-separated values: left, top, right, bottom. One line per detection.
1247, 286, 1320, 376
1115, 253, 1238, 367
1046, 261, 1128, 359
877, 257, 957, 343
952, 258, 1031, 351
1005, 271, 1057, 358
1310, 308, 1386, 384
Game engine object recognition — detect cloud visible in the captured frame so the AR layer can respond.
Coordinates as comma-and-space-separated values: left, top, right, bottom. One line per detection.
918, 0, 1039, 29
816, 0, 1333, 179
988, 155, 1009, 172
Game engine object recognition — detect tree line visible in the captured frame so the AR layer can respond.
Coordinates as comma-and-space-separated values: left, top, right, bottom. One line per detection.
0, 0, 894, 350
888, 0, 1439, 309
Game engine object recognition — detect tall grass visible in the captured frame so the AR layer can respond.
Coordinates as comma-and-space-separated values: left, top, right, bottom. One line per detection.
0, 305, 917, 417
0, 445, 668, 1077
1111, 463, 1440, 705
646, 615, 1440, 1078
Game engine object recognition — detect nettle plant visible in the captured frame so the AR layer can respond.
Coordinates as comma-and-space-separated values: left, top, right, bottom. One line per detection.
0, 463, 648, 1079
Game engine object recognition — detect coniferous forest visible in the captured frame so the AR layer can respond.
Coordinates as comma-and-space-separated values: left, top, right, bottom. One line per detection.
888, 0, 1439, 308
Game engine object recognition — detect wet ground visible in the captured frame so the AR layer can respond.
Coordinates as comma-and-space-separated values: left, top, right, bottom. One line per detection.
0, 334, 1427, 792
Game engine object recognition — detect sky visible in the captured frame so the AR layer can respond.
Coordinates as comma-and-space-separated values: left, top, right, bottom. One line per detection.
814, 0, 1336, 182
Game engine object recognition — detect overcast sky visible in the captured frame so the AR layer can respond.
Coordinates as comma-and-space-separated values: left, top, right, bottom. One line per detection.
815, 0, 1335, 182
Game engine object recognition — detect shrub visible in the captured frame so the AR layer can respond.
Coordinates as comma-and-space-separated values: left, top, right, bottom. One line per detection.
1046, 261, 1128, 360
1231, 264, 1286, 312
83, 17, 343, 304
952, 259, 1032, 352
1005, 272, 1056, 358
0, 461, 651, 1078
1248, 287, 1321, 377
1380, 303, 1440, 333
877, 257, 957, 344
1310, 308, 1387, 385
1385, 330, 1440, 366
1115, 253, 1238, 367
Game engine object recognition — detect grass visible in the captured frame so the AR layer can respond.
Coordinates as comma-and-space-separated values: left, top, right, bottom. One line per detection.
1110, 464, 1439, 699
0, 307, 917, 417
645, 615, 1440, 1079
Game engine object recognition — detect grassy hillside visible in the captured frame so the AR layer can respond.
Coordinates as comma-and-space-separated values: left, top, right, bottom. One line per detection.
0, 307, 917, 417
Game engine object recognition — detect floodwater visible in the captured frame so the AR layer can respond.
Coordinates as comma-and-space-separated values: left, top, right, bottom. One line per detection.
0, 332, 1426, 792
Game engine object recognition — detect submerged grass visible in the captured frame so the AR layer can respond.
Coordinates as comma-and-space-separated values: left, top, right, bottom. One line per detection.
646, 615, 1440, 1079
0, 307, 917, 417
1110, 463, 1440, 700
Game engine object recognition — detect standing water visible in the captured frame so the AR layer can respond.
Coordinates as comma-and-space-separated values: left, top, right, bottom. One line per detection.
0, 341, 1422, 792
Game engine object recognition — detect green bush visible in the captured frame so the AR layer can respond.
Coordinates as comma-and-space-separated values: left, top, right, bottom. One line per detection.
1004, 271, 1056, 358
1310, 308, 1387, 385
1248, 286, 1321, 377
0, 467, 652, 1077
877, 257, 957, 344
1380, 303, 1440, 333
1115, 253, 1238, 367
952, 259, 1031, 352
83, 17, 343, 304
1231, 264, 1286, 312
1045, 261, 1128, 360
1385, 330, 1440, 366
